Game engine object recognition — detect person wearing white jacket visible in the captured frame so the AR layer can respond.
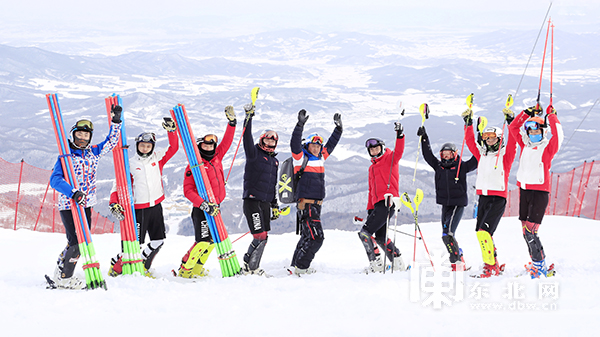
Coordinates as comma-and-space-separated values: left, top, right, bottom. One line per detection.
108, 118, 179, 276
464, 108, 518, 278
510, 105, 563, 279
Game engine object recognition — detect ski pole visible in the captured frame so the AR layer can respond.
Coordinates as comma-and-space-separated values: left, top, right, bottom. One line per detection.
387, 226, 422, 240
225, 87, 260, 184
412, 189, 435, 271
550, 19, 554, 107
494, 94, 514, 169
413, 103, 429, 183
387, 102, 405, 189
455, 93, 473, 182
536, 18, 552, 110
383, 193, 393, 274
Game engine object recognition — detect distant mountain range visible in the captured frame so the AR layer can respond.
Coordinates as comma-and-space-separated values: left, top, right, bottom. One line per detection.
1, 29, 598, 235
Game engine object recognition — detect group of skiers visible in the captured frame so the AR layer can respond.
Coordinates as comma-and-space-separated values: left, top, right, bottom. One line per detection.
49, 97, 562, 288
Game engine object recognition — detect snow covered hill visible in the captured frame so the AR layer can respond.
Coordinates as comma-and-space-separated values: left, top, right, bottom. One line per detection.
0, 215, 596, 336
1, 28, 598, 235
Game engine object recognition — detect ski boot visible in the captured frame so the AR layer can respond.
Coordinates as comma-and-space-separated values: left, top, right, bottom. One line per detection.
192, 262, 209, 277
292, 266, 316, 276
53, 266, 85, 290
391, 255, 407, 271
525, 260, 552, 279
108, 256, 123, 277
364, 256, 385, 274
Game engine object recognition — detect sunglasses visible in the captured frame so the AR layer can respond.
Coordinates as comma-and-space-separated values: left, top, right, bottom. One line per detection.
199, 134, 218, 144
308, 135, 323, 145
365, 138, 380, 148
75, 119, 94, 131
525, 121, 540, 130
482, 132, 497, 140
136, 132, 156, 143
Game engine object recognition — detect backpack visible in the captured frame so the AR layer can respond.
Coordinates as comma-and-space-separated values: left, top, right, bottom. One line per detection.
278, 155, 309, 204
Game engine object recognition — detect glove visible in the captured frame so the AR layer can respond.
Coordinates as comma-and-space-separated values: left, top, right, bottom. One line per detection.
503, 108, 515, 125
162, 117, 176, 132
546, 105, 557, 115
71, 190, 86, 205
270, 204, 280, 221
109, 203, 125, 221
199, 200, 220, 216
243, 103, 255, 118
225, 105, 237, 126
417, 126, 427, 139
394, 122, 404, 139
297, 109, 309, 127
461, 108, 473, 126
333, 113, 342, 131
524, 105, 542, 117
111, 105, 122, 124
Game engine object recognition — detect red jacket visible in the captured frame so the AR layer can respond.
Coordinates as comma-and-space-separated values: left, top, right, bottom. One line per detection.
367, 137, 404, 210
184, 123, 235, 206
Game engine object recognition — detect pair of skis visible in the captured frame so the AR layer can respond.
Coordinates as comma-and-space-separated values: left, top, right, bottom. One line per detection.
105, 94, 144, 275
46, 94, 107, 290
170, 104, 241, 277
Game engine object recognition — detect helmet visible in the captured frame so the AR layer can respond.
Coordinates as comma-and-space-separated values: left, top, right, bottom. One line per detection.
365, 138, 385, 158
70, 119, 94, 150
258, 130, 278, 153
304, 133, 324, 145
439, 142, 457, 166
197, 134, 218, 160
482, 126, 503, 153
135, 132, 156, 158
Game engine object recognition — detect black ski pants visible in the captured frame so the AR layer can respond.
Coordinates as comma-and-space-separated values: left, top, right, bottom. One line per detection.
291, 202, 324, 269
441, 205, 465, 235
192, 206, 214, 243
136, 203, 167, 244
475, 195, 507, 236
60, 207, 92, 246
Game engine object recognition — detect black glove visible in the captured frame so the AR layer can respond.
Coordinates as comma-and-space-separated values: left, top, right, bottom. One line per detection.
109, 203, 125, 221
394, 122, 404, 139
243, 104, 255, 119
71, 190, 86, 205
199, 200, 220, 216
503, 108, 515, 125
162, 117, 176, 132
333, 113, 342, 131
417, 126, 427, 139
270, 204, 280, 221
225, 105, 237, 127
524, 105, 542, 117
462, 109, 473, 126
111, 105, 122, 124
297, 109, 309, 127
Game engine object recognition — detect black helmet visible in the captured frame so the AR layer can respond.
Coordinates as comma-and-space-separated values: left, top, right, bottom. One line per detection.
439, 142, 457, 166
70, 119, 94, 150
135, 132, 156, 158
365, 138, 385, 158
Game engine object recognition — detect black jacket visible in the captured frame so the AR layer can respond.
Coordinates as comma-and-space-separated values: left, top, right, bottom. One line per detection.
242, 117, 279, 203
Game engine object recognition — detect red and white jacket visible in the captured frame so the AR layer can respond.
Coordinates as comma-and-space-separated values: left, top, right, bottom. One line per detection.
510, 112, 563, 192
110, 130, 178, 209
465, 123, 517, 198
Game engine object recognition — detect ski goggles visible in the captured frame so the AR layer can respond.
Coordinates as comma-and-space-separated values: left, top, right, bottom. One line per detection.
74, 119, 94, 132
307, 135, 323, 145
262, 130, 278, 141
525, 121, 541, 130
135, 132, 156, 143
482, 132, 498, 140
365, 138, 381, 148
199, 134, 218, 144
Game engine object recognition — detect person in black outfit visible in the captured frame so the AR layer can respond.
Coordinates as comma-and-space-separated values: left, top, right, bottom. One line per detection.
418, 126, 478, 271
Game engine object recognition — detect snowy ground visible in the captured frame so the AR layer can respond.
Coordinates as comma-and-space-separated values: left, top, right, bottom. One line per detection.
1, 215, 597, 336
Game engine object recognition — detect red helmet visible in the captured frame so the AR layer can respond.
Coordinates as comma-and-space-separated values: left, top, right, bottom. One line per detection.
259, 130, 278, 152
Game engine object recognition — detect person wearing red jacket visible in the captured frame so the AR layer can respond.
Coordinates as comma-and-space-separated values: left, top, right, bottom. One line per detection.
463, 107, 517, 278
176, 106, 237, 278
358, 122, 406, 273
509, 105, 563, 278
108, 117, 179, 277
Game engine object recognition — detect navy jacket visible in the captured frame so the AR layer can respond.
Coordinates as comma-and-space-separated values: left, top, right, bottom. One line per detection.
242, 117, 279, 203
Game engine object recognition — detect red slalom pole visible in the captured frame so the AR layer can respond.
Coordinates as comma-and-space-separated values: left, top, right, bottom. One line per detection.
550, 19, 554, 107
536, 19, 551, 107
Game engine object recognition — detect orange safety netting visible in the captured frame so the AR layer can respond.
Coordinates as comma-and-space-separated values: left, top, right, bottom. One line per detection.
0, 156, 114, 234
504, 160, 600, 220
